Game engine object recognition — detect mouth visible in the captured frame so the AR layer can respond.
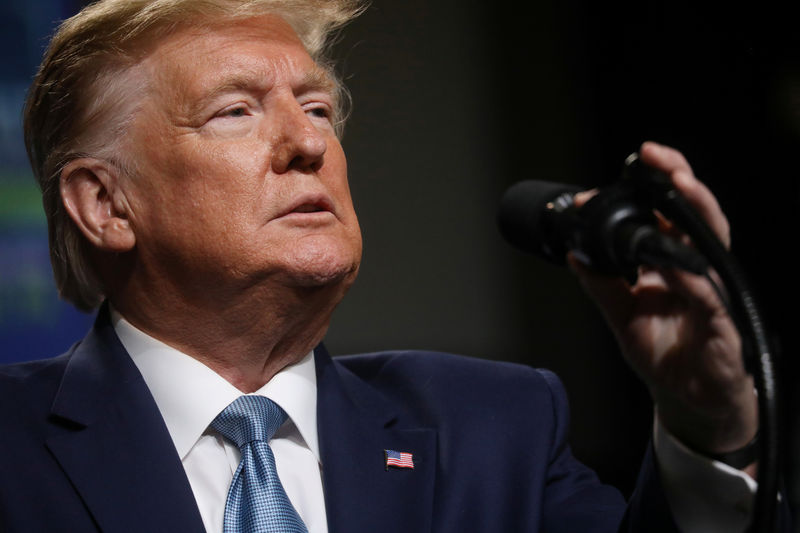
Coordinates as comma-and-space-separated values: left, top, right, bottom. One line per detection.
277, 194, 335, 220
292, 203, 328, 214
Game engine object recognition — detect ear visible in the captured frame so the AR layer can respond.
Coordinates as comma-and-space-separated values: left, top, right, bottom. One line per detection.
60, 158, 136, 253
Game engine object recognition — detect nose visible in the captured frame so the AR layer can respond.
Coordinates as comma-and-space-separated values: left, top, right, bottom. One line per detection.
269, 96, 328, 174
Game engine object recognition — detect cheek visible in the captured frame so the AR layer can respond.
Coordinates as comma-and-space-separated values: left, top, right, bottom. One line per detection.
174, 143, 269, 207
324, 143, 355, 210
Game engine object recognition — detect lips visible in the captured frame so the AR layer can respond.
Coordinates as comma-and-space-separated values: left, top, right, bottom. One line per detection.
292, 203, 326, 213
277, 193, 335, 219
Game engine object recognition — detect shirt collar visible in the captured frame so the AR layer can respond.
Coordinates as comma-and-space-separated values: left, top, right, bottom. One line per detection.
110, 307, 320, 463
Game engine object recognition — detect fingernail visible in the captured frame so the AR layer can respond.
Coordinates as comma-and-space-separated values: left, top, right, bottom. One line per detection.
642, 140, 662, 152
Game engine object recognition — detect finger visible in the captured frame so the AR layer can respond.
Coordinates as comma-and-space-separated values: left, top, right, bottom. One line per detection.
573, 188, 598, 208
659, 267, 732, 321
671, 170, 731, 249
640, 141, 731, 249
639, 140, 693, 175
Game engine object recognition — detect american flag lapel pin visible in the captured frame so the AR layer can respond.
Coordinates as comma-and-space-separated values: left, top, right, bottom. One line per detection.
384, 449, 414, 470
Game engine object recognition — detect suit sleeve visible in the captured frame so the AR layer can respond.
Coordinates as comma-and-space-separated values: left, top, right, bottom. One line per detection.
536, 369, 794, 532
536, 369, 681, 532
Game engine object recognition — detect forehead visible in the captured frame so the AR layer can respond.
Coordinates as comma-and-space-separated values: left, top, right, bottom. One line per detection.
142, 14, 331, 102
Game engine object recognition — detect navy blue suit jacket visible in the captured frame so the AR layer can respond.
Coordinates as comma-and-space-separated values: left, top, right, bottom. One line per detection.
0, 309, 686, 532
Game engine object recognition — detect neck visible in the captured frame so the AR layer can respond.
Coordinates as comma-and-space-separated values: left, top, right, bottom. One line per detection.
110, 279, 346, 393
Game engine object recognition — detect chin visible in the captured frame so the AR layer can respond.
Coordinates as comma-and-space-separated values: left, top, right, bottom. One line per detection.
286, 265, 358, 289
279, 243, 361, 290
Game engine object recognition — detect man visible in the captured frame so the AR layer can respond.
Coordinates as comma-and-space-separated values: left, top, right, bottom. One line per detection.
0, 0, 785, 531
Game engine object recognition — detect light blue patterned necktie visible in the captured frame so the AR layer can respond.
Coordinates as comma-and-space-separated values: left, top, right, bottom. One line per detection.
211, 396, 308, 533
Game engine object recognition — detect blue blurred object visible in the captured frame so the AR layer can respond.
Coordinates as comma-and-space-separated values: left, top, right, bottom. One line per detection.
0, 0, 95, 364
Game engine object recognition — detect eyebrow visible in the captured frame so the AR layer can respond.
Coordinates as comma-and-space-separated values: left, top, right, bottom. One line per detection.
298, 65, 338, 95
186, 63, 337, 117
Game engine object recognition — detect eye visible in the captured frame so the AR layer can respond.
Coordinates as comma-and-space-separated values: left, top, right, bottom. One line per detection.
304, 104, 334, 126
203, 102, 256, 137
215, 104, 251, 119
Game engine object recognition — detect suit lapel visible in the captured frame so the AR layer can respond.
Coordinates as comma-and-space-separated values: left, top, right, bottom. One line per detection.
46, 308, 205, 533
45, 312, 437, 533
315, 345, 437, 533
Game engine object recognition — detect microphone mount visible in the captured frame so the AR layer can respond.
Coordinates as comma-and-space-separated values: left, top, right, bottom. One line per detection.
537, 155, 709, 284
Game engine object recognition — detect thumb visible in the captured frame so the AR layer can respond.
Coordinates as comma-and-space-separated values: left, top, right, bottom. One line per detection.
567, 253, 635, 334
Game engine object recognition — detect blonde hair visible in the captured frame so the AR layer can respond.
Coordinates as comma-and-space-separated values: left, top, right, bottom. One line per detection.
24, 0, 365, 311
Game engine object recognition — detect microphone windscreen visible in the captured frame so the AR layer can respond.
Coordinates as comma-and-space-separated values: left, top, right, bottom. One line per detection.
497, 180, 580, 256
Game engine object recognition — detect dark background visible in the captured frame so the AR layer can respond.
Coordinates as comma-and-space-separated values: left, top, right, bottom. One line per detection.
323, 0, 800, 511
2, 0, 797, 522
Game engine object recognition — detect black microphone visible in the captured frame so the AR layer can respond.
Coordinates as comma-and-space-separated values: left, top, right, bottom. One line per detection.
497, 155, 709, 283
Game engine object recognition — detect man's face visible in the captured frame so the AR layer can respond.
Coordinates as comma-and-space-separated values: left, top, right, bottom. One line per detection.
122, 15, 362, 298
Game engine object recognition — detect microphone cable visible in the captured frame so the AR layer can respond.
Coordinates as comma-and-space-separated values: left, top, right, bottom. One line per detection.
623, 153, 780, 533
498, 152, 782, 532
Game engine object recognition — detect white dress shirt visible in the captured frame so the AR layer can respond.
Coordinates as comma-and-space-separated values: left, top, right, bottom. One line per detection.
111, 310, 328, 533
111, 309, 756, 533
654, 420, 758, 532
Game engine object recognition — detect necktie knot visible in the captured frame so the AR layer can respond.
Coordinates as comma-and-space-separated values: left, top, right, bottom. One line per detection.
211, 395, 287, 449
210, 395, 307, 532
